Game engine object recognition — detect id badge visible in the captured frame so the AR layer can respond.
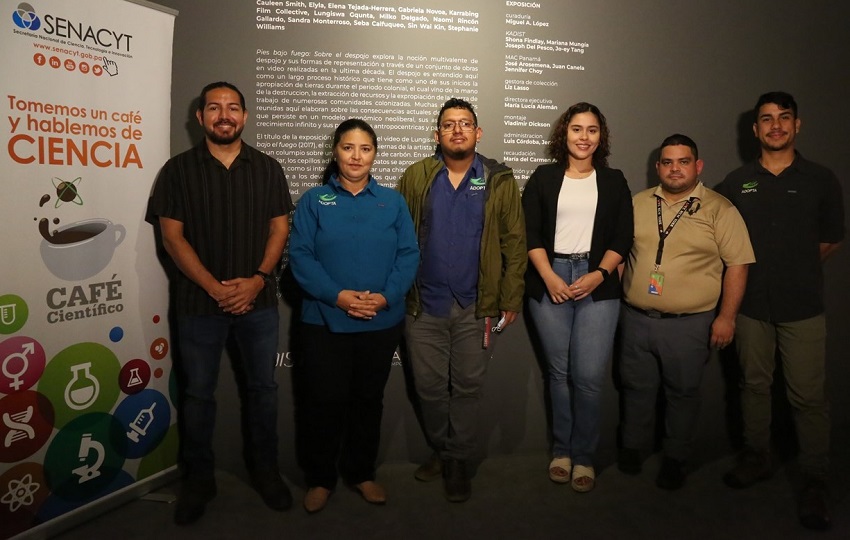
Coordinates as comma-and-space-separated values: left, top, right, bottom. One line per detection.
649, 271, 664, 295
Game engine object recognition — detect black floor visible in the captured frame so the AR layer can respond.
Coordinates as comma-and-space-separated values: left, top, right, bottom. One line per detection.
54, 450, 848, 540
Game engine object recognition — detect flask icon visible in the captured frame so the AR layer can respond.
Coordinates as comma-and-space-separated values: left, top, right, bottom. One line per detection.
64, 362, 100, 410
127, 367, 143, 387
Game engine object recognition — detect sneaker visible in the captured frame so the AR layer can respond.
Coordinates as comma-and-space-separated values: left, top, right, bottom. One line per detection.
798, 477, 831, 531
723, 448, 772, 489
250, 468, 293, 511
617, 448, 642, 475
414, 453, 443, 482
174, 474, 217, 526
443, 459, 471, 502
656, 457, 686, 490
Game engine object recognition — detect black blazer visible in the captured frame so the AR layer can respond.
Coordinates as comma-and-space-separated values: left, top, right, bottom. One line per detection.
522, 163, 634, 302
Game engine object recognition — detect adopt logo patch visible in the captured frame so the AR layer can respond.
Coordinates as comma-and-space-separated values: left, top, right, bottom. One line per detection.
469, 177, 485, 191
741, 180, 758, 194
318, 193, 337, 206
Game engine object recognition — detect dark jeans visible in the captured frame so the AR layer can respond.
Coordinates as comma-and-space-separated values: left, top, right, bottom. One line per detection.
177, 307, 280, 476
299, 322, 403, 489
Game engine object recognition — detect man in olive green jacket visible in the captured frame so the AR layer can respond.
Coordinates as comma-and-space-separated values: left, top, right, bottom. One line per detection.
398, 98, 526, 503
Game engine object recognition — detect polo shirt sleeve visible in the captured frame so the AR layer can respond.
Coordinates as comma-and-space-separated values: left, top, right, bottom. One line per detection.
715, 203, 756, 267
288, 192, 344, 307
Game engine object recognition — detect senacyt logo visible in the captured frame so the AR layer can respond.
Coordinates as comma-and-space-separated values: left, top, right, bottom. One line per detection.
12, 2, 40, 31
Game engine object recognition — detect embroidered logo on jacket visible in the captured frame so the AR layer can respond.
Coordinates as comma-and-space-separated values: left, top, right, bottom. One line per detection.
741, 180, 758, 194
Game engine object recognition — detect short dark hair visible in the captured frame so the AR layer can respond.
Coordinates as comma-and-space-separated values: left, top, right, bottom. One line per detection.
198, 81, 246, 111
754, 91, 797, 119
547, 102, 610, 168
437, 97, 477, 126
659, 133, 699, 160
322, 118, 378, 183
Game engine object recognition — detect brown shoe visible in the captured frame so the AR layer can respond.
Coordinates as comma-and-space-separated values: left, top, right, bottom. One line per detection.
355, 481, 387, 505
723, 448, 772, 489
303, 487, 331, 513
414, 453, 443, 482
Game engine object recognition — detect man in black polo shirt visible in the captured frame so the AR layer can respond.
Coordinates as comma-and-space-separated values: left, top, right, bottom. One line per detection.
147, 81, 294, 525
718, 91, 844, 530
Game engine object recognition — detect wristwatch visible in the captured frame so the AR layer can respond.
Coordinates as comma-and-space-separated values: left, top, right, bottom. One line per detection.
254, 270, 273, 287
596, 267, 610, 280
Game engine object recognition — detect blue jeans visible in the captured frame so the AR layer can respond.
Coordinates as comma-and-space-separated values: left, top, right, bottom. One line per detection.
528, 258, 620, 466
177, 307, 280, 476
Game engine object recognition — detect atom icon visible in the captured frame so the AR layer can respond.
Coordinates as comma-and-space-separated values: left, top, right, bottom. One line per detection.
1, 473, 40, 512
52, 177, 83, 208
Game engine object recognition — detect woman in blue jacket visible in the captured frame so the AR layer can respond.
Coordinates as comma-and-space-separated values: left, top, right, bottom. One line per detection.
522, 103, 633, 492
289, 119, 419, 512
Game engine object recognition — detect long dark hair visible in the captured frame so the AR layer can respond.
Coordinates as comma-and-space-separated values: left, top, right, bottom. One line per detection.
547, 102, 610, 169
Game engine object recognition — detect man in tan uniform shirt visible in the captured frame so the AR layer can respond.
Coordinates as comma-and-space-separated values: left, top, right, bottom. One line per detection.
617, 134, 755, 490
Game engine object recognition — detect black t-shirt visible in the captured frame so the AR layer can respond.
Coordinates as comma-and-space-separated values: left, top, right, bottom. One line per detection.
717, 153, 844, 322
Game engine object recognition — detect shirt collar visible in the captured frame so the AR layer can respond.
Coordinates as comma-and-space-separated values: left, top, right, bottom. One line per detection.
198, 139, 251, 164
328, 174, 378, 196
652, 181, 705, 203
435, 151, 484, 182
753, 150, 806, 175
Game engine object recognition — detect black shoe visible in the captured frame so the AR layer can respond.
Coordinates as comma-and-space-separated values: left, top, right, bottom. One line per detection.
415, 453, 443, 482
250, 469, 293, 511
443, 459, 471, 503
656, 457, 686, 490
174, 474, 217, 526
617, 448, 642, 475
798, 477, 831, 531
723, 448, 772, 489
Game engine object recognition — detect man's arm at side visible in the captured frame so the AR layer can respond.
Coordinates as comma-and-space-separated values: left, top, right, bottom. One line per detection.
710, 264, 749, 348
159, 216, 232, 302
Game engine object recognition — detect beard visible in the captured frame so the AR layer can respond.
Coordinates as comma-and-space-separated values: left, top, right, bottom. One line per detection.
439, 143, 475, 161
205, 121, 243, 145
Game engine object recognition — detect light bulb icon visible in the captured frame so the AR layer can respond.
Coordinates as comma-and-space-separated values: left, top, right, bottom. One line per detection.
64, 362, 100, 410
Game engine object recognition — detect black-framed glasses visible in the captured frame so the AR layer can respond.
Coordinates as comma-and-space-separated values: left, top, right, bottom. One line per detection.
438, 120, 476, 132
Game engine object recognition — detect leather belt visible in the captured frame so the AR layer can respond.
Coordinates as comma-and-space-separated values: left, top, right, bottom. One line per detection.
626, 303, 695, 319
553, 252, 590, 260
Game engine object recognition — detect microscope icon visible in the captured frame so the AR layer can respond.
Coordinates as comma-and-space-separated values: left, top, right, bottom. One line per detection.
71, 433, 105, 484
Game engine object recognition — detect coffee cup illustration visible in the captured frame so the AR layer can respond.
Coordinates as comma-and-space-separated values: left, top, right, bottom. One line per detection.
40, 218, 126, 281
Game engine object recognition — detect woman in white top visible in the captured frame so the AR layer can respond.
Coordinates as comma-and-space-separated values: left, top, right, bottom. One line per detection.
522, 102, 633, 492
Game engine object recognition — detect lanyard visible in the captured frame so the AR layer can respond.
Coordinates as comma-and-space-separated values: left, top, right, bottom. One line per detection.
655, 197, 693, 269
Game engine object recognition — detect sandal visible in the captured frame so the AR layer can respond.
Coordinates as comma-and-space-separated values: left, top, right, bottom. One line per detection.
571, 465, 595, 493
548, 457, 572, 484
